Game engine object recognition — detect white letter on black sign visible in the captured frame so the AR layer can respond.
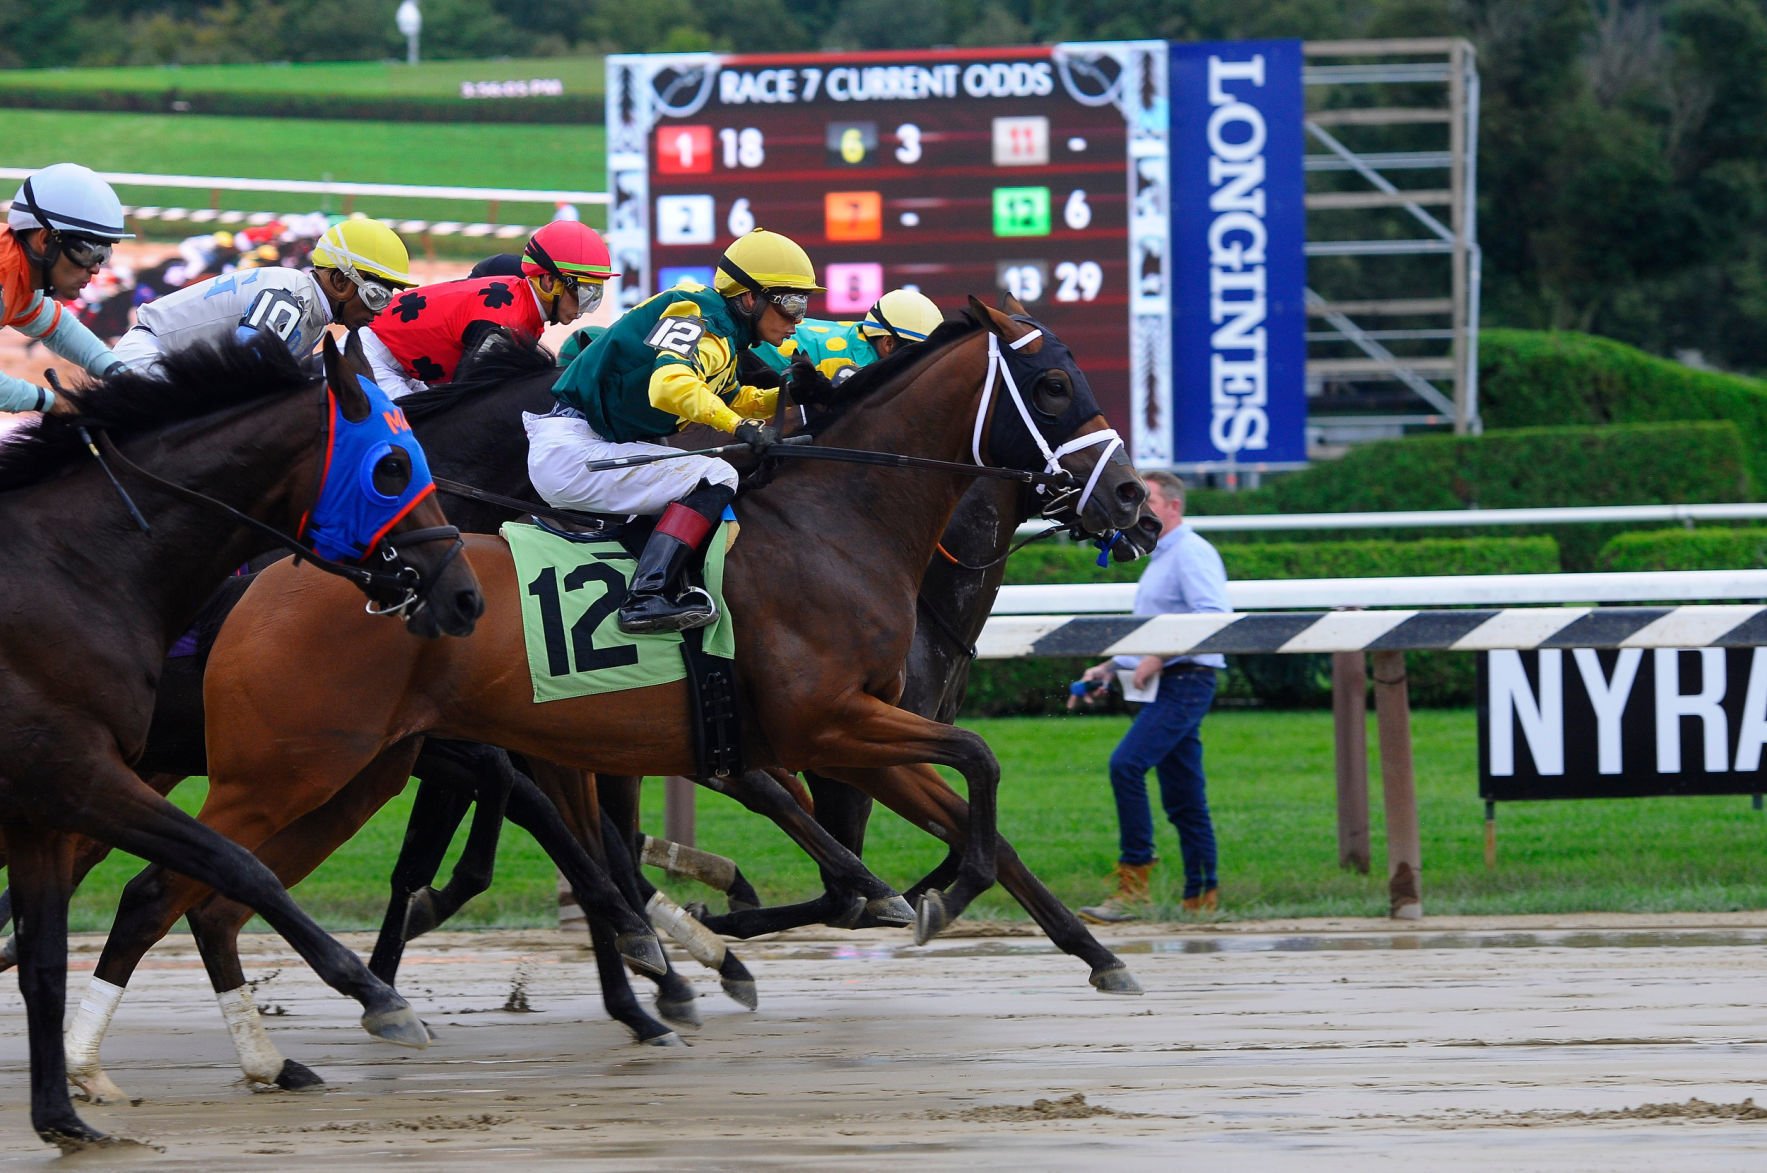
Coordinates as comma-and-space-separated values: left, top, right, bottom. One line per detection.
1489, 649, 1563, 776
1573, 648, 1642, 775
1735, 648, 1767, 771
1654, 648, 1728, 773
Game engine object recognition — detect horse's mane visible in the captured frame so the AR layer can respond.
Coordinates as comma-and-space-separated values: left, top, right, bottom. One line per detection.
398, 331, 557, 424
0, 334, 312, 492
805, 313, 983, 433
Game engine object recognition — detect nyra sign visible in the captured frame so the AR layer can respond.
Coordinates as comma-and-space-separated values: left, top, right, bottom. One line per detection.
1478, 648, 1767, 801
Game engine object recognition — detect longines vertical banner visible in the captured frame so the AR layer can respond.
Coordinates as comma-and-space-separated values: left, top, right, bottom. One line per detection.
1168, 40, 1307, 466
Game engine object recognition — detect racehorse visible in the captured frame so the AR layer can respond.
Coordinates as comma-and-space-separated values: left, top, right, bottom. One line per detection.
66, 299, 1144, 1096
0, 332, 483, 1150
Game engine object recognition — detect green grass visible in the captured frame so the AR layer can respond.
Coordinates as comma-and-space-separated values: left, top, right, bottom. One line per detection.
2, 109, 606, 229
0, 57, 606, 101
62, 708, 1767, 935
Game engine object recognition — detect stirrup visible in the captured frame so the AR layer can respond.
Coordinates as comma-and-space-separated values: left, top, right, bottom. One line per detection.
617, 586, 717, 635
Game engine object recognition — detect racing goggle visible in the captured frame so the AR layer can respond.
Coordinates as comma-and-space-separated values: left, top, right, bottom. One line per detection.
338, 264, 396, 313
765, 290, 811, 321
57, 233, 113, 269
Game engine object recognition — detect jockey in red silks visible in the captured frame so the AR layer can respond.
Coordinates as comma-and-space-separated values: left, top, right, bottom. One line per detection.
360, 221, 616, 398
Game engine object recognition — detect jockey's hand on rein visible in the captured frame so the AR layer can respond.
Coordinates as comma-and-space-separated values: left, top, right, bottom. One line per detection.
734, 418, 780, 453
784, 353, 837, 406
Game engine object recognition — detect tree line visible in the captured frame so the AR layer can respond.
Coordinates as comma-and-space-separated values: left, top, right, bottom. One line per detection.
3, 0, 1765, 375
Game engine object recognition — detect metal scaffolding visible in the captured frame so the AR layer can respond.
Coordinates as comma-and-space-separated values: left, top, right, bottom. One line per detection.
1302, 38, 1481, 450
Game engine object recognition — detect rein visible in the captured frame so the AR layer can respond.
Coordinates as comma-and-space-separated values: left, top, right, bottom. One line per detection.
91, 430, 463, 615
432, 475, 616, 530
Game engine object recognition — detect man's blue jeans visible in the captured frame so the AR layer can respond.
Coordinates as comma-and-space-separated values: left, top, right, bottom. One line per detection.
1108, 668, 1218, 897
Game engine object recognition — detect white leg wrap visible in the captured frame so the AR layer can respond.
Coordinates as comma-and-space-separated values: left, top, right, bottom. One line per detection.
646, 891, 727, 969
64, 977, 124, 1074
216, 985, 288, 1085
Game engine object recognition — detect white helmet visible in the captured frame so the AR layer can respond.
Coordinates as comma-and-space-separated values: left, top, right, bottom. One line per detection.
861, 288, 942, 342
8, 163, 132, 240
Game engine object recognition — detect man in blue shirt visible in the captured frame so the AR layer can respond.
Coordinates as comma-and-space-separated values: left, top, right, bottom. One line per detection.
1070, 470, 1229, 922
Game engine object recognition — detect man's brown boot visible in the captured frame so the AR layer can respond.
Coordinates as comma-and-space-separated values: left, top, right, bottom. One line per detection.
1181, 888, 1220, 913
1079, 862, 1155, 924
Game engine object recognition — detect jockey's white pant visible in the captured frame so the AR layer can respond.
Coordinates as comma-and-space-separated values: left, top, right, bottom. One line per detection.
111, 326, 165, 373
523, 410, 738, 516
358, 326, 429, 400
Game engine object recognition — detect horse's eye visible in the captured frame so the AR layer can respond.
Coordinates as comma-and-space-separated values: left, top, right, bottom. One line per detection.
1033, 370, 1074, 416
372, 448, 412, 497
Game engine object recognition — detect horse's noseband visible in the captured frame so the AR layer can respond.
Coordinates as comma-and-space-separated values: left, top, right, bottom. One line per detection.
973, 327, 1123, 518
362, 524, 466, 620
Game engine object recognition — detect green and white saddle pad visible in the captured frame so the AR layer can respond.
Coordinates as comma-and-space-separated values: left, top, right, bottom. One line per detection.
502, 519, 736, 703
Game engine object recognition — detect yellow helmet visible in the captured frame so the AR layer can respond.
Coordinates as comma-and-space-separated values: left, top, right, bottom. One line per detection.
861, 288, 942, 342
715, 228, 824, 295
311, 217, 416, 288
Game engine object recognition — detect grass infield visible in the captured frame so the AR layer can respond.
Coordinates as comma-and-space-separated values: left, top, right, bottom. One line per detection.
61, 708, 1767, 935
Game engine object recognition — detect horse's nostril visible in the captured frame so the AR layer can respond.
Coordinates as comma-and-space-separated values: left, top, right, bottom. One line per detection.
461, 590, 486, 620
1120, 481, 1147, 506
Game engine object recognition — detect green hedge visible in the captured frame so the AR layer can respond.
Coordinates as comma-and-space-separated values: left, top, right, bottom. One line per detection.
1597, 526, 1767, 572
960, 534, 1561, 716
0, 88, 599, 124
1481, 329, 1767, 490
1187, 420, 1752, 571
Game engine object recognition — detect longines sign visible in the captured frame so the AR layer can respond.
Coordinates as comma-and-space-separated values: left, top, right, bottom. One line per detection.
1479, 648, 1767, 800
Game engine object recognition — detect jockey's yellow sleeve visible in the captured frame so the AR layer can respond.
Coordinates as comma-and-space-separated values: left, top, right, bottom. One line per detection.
645, 299, 779, 432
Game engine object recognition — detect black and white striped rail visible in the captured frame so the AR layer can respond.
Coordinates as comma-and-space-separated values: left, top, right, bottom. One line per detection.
977, 606, 1767, 658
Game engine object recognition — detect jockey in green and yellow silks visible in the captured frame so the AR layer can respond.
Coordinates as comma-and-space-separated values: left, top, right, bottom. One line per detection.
526, 228, 823, 635
752, 288, 943, 388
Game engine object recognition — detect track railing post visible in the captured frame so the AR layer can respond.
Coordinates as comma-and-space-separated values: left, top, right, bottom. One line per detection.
1372, 649, 1422, 919
1332, 650, 1371, 873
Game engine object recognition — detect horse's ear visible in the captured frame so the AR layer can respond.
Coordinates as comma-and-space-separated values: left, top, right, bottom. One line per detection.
324, 331, 373, 423
999, 291, 1029, 318
967, 295, 1008, 336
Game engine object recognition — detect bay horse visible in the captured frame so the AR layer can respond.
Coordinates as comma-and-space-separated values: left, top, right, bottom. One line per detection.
0, 332, 484, 1150
67, 299, 1144, 1096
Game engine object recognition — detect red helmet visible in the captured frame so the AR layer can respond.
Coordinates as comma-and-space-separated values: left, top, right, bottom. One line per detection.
521, 221, 617, 284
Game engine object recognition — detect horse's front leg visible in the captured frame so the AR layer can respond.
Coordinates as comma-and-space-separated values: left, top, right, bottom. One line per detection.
793, 701, 1001, 942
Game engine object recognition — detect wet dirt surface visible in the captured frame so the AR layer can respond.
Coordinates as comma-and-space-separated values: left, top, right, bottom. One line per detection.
4, 916, 1767, 1168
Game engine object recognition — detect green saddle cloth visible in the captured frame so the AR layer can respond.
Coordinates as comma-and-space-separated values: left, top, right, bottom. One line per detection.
502, 519, 736, 703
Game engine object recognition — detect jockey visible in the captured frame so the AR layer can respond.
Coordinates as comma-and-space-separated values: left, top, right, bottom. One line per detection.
0, 163, 131, 414
752, 287, 943, 394
112, 217, 415, 372
529, 226, 821, 635
361, 220, 614, 397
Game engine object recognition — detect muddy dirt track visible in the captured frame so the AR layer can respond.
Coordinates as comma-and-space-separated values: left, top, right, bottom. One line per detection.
4, 916, 1767, 1168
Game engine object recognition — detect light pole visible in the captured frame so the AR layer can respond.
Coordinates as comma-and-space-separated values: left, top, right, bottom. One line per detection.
395, 0, 421, 67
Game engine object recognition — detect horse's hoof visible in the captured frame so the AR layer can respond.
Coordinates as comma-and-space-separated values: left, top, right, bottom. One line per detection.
1089, 964, 1145, 995
360, 1001, 430, 1050
828, 894, 867, 929
913, 890, 950, 946
641, 1031, 685, 1048
719, 976, 758, 1010
617, 931, 668, 977
682, 901, 711, 922
43, 1126, 154, 1156
263, 1059, 322, 1091
0, 933, 15, 973
402, 888, 440, 941
69, 1068, 133, 1105
866, 894, 916, 926
655, 996, 702, 1029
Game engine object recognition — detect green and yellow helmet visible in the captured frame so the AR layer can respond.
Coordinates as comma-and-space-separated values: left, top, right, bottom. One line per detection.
714, 228, 824, 295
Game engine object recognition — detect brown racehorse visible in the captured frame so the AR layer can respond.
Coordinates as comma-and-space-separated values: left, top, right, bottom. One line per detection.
0, 333, 483, 1150
70, 300, 1145, 1095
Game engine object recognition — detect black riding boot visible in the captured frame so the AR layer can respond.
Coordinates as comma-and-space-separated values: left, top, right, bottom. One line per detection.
617, 480, 736, 635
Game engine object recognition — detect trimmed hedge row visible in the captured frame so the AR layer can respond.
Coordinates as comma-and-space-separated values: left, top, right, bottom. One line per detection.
1186, 420, 1752, 571
959, 534, 1561, 716
0, 88, 599, 124
1480, 328, 1767, 491
1597, 526, 1767, 572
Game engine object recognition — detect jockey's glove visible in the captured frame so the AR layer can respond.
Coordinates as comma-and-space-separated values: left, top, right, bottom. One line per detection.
734, 418, 780, 453
784, 353, 838, 406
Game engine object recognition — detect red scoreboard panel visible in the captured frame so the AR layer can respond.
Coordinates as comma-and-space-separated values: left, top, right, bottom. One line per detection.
606, 44, 1172, 458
